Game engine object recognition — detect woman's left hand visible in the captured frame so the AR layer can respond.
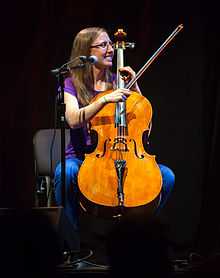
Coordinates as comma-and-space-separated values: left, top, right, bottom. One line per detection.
119, 66, 136, 82
119, 66, 142, 95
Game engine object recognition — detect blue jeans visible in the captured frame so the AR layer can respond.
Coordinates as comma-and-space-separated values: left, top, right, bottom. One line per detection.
54, 158, 175, 230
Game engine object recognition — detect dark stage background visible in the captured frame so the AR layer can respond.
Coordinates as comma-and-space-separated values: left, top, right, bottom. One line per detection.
0, 0, 219, 258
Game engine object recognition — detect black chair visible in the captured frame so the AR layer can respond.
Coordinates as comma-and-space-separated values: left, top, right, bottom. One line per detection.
33, 128, 70, 207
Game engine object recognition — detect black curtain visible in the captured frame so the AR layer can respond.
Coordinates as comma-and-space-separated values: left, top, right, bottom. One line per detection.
0, 0, 219, 257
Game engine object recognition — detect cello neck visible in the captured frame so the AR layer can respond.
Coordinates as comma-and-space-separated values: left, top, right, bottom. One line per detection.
114, 29, 127, 128
116, 47, 125, 89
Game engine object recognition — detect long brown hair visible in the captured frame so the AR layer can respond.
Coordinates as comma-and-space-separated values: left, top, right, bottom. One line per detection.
69, 27, 113, 106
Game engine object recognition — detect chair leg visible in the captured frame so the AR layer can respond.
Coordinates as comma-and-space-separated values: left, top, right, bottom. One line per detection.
45, 176, 56, 207
34, 176, 48, 207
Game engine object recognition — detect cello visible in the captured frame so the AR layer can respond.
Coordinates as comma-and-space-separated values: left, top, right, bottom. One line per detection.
78, 25, 183, 218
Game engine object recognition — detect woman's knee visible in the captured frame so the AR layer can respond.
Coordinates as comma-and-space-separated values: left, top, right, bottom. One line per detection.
65, 159, 81, 178
55, 159, 81, 177
158, 164, 175, 192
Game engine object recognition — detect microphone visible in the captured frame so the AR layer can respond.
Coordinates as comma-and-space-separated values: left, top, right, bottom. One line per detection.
51, 55, 98, 75
79, 55, 98, 64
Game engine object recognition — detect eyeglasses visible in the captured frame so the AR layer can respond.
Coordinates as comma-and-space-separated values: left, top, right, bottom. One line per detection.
90, 41, 114, 49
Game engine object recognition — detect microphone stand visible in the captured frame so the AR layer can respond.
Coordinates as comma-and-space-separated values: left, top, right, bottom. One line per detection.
51, 59, 85, 207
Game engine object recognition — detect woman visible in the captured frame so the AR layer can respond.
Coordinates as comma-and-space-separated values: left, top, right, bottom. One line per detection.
54, 27, 175, 232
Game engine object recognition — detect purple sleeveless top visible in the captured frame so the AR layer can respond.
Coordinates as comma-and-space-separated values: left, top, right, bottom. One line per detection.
64, 76, 115, 159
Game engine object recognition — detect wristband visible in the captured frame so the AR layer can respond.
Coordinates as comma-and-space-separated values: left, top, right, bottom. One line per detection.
103, 96, 108, 104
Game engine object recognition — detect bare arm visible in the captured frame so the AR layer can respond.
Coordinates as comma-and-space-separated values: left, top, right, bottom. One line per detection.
65, 88, 131, 129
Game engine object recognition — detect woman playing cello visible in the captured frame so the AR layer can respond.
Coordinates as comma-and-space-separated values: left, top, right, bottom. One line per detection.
54, 26, 175, 233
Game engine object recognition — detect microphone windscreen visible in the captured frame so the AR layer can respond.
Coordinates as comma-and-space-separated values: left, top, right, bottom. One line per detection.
79, 56, 87, 62
88, 55, 98, 64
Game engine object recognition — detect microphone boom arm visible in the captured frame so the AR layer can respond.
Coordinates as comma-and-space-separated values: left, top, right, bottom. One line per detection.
51, 55, 98, 76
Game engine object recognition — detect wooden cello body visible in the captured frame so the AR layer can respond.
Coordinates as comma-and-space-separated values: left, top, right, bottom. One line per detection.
78, 90, 162, 217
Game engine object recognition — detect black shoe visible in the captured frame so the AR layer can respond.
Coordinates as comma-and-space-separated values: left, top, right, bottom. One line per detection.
72, 260, 110, 271
70, 248, 93, 264
62, 248, 92, 265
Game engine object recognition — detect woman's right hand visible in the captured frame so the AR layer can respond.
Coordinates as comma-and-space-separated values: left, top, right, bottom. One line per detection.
101, 88, 132, 104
